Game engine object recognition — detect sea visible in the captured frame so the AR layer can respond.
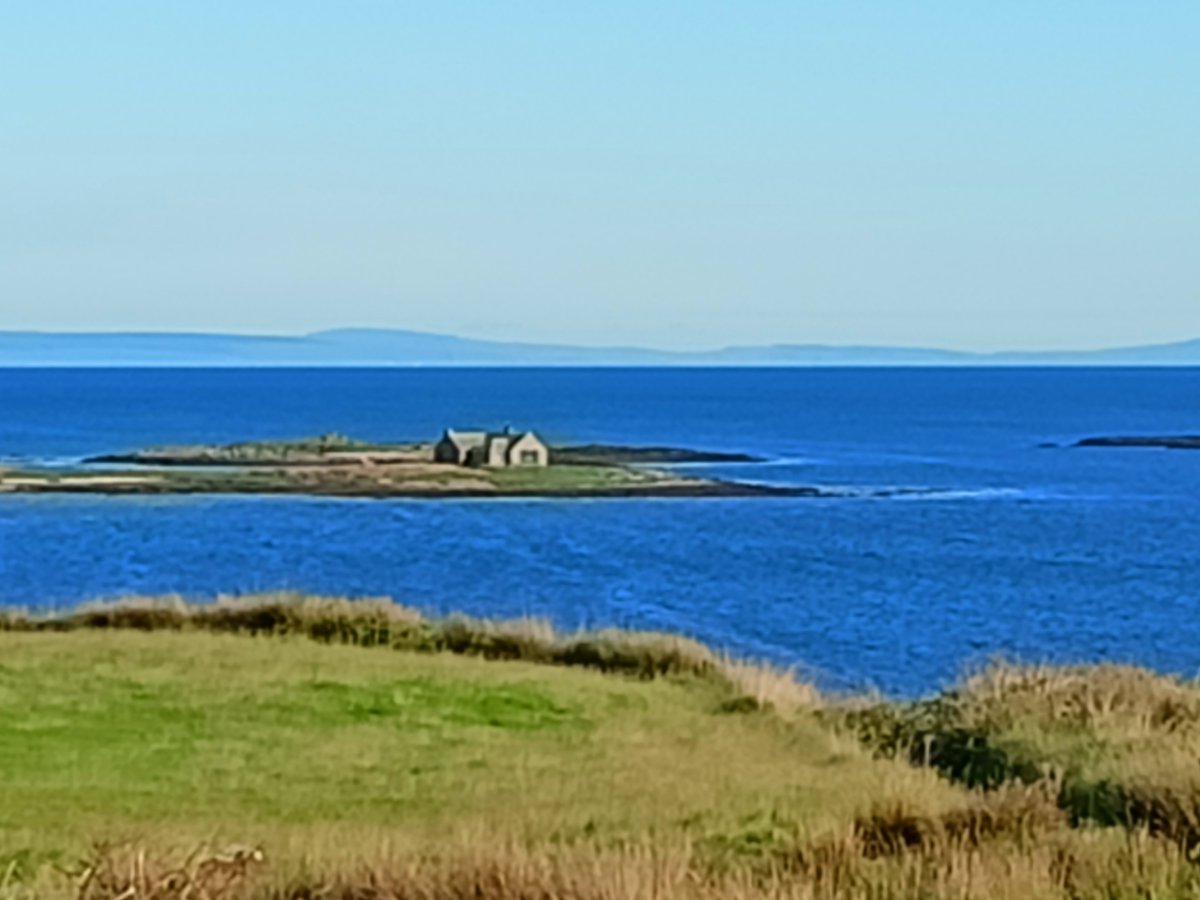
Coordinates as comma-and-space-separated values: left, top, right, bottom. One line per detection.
1, 366, 1198, 696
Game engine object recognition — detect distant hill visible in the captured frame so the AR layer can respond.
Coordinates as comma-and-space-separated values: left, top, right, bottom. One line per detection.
2, 328, 1200, 366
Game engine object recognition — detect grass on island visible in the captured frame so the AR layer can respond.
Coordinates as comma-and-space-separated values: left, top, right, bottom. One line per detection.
0, 461, 681, 497
218, 433, 402, 455
487, 462, 670, 491
103, 433, 414, 462
4, 594, 1200, 899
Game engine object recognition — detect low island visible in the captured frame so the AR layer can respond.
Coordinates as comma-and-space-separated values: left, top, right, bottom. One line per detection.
1074, 434, 1200, 450
0, 430, 814, 499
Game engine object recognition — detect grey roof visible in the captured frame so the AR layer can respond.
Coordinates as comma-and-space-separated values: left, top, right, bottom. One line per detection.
443, 429, 488, 452
440, 428, 545, 460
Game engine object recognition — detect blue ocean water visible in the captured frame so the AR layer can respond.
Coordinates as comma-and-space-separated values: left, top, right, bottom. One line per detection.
1, 367, 1198, 695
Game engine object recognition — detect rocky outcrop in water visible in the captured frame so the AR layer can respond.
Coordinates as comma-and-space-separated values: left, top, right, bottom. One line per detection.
1075, 436, 1200, 450
551, 445, 763, 465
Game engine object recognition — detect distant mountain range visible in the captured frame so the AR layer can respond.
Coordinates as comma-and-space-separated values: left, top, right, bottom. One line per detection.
3, 328, 1200, 366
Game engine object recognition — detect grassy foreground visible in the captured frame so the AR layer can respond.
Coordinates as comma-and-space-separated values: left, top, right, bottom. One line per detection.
3, 595, 1200, 899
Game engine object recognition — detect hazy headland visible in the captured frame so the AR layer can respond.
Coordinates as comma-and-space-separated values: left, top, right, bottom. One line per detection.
6, 328, 1200, 366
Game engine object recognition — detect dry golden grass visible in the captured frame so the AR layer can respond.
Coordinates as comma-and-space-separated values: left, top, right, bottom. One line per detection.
10, 826, 1200, 900
0, 593, 816, 698
846, 657, 1200, 858
717, 656, 821, 716
960, 659, 1200, 736
850, 779, 1066, 858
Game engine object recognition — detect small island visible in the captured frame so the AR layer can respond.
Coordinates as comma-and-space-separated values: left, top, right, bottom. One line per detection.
1074, 435, 1200, 451
1, 429, 814, 499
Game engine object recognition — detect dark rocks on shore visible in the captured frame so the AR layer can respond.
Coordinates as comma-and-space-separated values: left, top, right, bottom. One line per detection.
86, 452, 230, 466
85, 451, 365, 467
551, 444, 764, 466
8, 478, 826, 500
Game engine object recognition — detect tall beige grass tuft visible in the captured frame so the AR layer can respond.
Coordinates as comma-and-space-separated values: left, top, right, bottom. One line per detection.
70, 843, 266, 900
565, 628, 718, 678
436, 614, 562, 664
197, 592, 425, 646
0, 592, 803, 688
717, 656, 820, 716
960, 659, 1200, 736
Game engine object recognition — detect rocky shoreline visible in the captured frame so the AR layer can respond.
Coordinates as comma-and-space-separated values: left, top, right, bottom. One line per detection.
550, 444, 763, 466
88, 441, 764, 468
0, 476, 823, 500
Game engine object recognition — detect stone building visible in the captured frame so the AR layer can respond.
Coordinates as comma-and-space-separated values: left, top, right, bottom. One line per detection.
434, 427, 549, 467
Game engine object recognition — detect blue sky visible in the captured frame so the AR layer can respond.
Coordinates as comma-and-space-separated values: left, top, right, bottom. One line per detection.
3, 2, 1197, 350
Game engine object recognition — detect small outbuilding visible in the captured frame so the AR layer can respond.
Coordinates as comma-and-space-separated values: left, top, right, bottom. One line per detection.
434, 427, 550, 468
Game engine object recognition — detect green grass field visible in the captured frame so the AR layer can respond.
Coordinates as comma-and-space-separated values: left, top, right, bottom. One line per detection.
0, 630, 927, 868
5, 596, 1200, 899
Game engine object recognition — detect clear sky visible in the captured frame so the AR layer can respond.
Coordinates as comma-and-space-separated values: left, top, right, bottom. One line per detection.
3, 2, 1197, 350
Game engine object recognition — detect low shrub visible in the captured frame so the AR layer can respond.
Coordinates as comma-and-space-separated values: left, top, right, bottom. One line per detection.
0, 608, 34, 632
1061, 772, 1200, 853
843, 659, 1200, 854
73, 595, 191, 631
840, 698, 1042, 789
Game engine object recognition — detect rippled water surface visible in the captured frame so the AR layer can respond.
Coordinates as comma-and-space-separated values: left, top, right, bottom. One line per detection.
2, 367, 1198, 694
